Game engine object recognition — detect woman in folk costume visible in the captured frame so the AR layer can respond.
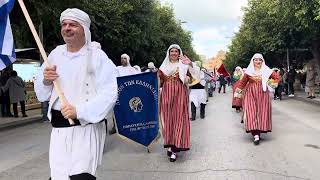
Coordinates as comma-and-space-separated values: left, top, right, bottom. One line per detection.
232, 66, 244, 113
159, 44, 194, 162
235, 53, 280, 145
189, 61, 207, 120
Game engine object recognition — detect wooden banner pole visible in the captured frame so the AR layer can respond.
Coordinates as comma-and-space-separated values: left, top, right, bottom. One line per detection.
17, 0, 74, 125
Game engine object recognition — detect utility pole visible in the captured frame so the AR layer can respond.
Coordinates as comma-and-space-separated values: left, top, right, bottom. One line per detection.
286, 48, 290, 94
286, 48, 290, 70
39, 20, 48, 121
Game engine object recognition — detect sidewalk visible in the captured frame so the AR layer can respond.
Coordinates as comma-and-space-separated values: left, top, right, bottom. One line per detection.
0, 108, 43, 131
287, 91, 320, 106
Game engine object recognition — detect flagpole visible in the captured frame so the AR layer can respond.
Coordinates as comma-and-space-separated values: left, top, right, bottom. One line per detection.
17, 0, 75, 125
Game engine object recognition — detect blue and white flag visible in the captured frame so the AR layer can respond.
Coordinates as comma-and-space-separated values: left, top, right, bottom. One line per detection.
0, 0, 16, 70
114, 72, 160, 148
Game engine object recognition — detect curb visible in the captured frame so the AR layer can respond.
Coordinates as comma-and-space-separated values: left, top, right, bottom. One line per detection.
0, 115, 43, 131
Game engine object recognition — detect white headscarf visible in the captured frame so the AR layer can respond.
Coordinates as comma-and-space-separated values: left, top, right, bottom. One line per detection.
60, 8, 103, 76
60, 8, 92, 47
159, 44, 189, 82
148, 62, 155, 69
233, 66, 244, 78
245, 53, 273, 91
121, 54, 131, 66
133, 65, 141, 73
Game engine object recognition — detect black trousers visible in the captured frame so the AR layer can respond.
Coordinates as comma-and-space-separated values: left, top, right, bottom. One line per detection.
49, 173, 96, 180
218, 84, 226, 93
12, 101, 26, 116
1, 102, 12, 117
288, 82, 294, 94
274, 85, 283, 99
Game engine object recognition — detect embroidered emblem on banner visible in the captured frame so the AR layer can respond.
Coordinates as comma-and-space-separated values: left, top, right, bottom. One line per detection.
129, 97, 143, 112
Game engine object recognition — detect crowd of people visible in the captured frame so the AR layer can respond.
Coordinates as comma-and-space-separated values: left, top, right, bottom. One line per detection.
0, 70, 27, 118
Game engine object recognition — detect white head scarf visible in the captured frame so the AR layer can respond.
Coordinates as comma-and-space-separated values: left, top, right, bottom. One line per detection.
148, 62, 155, 69
60, 8, 93, 47
245, 53, 273, 91
234, 66, 244, 78
133, 65, 141, 72
159, 44, 189, 82
121, 54, 131, 66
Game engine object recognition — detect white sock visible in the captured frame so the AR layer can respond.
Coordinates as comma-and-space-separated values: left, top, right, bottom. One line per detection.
254, 135, 259, 141
168, 147, 172, 152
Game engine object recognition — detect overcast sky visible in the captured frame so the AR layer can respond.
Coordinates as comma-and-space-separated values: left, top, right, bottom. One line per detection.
159, 0, 248, 59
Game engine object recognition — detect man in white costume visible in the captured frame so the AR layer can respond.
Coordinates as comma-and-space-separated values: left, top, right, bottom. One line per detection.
116, 53, 138, 76
109, 53, 138, 135
34, 8, 118, 180
189, 61, 207, 121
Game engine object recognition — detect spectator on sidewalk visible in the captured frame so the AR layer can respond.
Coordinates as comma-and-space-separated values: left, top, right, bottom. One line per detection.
305, 62, 318, 99
2, 71, 27, 117
282, 68, 288, 95
0, 70, 13, 117
273, 68, 283, 100
287, 65, 296, 97
218, 74, 227, 93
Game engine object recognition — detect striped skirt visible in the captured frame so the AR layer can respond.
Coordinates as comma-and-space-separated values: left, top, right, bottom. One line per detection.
160, 78, 190, 151
243, 82, 272, 133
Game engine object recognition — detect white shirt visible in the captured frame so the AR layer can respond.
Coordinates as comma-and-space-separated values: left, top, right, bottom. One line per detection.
34, 44, 118, 125
116, 65, 138, 77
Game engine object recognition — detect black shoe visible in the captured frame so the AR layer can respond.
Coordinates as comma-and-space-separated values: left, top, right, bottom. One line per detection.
307, 96, 312, 98
169, 153, 176, 162
14, 115, 19, 118
167, 150, 172, 157
241, 120, 244, 123
310, 96, 316, 99
22, 114, 28, 117
253, 136, 260, 145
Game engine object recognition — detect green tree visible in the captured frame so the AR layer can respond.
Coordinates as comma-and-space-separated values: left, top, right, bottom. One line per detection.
225, 0, 320, 71
10, 0, 200, 68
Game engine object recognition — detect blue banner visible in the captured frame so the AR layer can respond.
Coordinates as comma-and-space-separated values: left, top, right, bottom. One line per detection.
114, 72, 159, 147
